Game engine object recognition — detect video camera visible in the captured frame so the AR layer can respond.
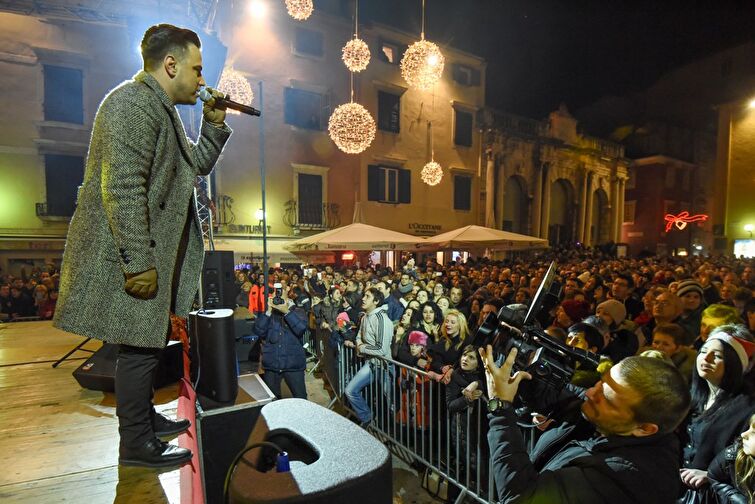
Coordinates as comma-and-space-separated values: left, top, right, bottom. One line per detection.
475, 262, 600, 407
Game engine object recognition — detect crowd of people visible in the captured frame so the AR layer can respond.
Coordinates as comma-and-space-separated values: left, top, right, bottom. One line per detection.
0, 266, 59, 322
234, 249, 755, 503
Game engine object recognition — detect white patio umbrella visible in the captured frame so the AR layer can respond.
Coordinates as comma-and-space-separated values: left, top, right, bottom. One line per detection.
283, 223, 425, 254
420, 224, 548, 251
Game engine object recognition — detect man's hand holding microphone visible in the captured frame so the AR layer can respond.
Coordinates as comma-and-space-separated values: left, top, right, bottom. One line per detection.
200, 87, 227, 126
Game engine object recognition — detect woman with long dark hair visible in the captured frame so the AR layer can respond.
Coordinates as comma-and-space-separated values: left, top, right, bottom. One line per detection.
679, 324, 755, 503
411, 301, 443, 343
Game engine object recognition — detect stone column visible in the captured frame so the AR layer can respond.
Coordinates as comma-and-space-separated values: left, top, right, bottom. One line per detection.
541, 164, 551, 241
617, 177, 625, 242
610, 176, 619, 242
577, 170, 589, 243
583, 173, 594, 246
485, 151, 497, 228
531, 165, 543, 237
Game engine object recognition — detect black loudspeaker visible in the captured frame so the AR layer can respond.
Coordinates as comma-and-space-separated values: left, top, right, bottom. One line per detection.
202, 250, 236, 309
229, 399, 393, 504
72, 341, 182, 392
189, 309, 238, 405
196, 373, 275, 504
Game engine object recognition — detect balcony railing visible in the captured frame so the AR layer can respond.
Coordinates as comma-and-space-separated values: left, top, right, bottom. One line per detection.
283, 200, 340, 232
482, 109, 547, 138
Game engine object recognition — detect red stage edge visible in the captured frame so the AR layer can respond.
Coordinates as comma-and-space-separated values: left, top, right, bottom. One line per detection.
178, 378, 202, 504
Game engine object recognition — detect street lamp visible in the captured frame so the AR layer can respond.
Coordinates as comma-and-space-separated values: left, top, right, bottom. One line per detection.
745, 223, 754, 238
248, 0, 267, 19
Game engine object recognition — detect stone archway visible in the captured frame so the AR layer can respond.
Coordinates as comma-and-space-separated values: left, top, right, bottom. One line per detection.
503, 175, 528, 233
549, 178, 575, 245
590, 188, 610, 244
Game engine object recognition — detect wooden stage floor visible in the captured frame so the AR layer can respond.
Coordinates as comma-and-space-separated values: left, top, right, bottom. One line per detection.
0, 321, 440, 504
0, 321, 182, 503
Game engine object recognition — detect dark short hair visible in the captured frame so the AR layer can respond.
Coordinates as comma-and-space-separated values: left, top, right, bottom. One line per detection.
141, 24, 201, 71
652, 323, 689, 346
484, 297, 505, 311
366, 287, 384, 306
614, 273, 634, 289
618, 356, 691, 434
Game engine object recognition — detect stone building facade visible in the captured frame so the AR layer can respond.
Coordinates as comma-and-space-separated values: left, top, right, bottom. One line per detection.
483, 105, 630, 248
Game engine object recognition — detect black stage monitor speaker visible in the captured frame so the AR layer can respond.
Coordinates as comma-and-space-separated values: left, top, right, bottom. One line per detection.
189, 308, 238, 405
202, 250, 236, 309
72, 340, 182, 392
229, 398, 393, 504
196, 373, 276, 504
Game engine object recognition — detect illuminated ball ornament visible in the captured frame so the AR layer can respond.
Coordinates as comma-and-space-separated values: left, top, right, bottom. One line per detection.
421, 161, 443, 186
217, 68, 253, 116
401, 39, 445, 90
328, 102, 376, 154
285, 0, 313, 20
342, 37, 370, 72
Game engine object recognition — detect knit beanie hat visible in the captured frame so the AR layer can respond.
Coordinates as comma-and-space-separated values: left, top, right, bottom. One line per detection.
561, 299, 591, 323
577, 271, 591, 285
708, 332, 755, 373
597, 299, 626, 325
408, 330, 428, 346
676, 280, 704, 298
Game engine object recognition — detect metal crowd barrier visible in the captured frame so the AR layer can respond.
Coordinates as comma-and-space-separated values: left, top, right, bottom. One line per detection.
332, 344, 498, 504
302, 329, 322, 376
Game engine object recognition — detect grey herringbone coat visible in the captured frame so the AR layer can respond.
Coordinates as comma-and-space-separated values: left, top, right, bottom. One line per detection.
53, 71, 231, 348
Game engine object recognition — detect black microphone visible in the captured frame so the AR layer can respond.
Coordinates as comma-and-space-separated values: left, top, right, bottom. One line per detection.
199, 88, 261, 117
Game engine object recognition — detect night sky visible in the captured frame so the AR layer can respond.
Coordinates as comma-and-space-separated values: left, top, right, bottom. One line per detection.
353, 0, 755, 120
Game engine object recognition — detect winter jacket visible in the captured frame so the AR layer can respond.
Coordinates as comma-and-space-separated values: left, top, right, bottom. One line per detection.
681, 394, 755, 470
253, 307, 307, 372
708, 444, 749, 504
53, 71, 231, 348
356, 304, 392, 359
488, 391, 682, 503
670, 347, 697, 384
248, 284, 267, 313
446, 368, 484, 415
678, 305, 705, 345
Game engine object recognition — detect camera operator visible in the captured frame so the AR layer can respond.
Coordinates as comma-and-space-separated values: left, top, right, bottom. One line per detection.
480, 345, 691, 503
252, 285, 308, 400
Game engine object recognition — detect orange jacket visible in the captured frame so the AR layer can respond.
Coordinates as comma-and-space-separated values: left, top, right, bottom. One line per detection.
249, 284, 267, 313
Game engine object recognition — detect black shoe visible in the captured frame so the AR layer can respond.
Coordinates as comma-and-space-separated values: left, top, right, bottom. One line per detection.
119, 438, 193, 468
153, 413, 191, 437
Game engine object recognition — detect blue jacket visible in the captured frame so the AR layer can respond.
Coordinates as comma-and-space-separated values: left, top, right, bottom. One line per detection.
254, 308, 307, 372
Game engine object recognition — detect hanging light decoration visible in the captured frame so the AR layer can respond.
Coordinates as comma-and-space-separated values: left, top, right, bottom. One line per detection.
341, 0, 370, 72
329, 0, 375, 155
401, 0, 444, 90
342, 37, 370, 72
328, 101, 376, 154
217, 67, 253, 116
285, 0, 313, 20
421, 160, 443, 186
421, 120, 443, 185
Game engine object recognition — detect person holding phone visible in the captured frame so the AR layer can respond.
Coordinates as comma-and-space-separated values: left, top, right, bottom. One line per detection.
252, 285, 308, 399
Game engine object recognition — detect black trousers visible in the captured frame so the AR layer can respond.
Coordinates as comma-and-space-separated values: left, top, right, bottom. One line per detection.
262, 369, 308, 400
115, 344, 163, 448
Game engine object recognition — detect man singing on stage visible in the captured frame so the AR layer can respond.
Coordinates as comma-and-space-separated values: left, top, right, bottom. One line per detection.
54, 23, 232, 468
